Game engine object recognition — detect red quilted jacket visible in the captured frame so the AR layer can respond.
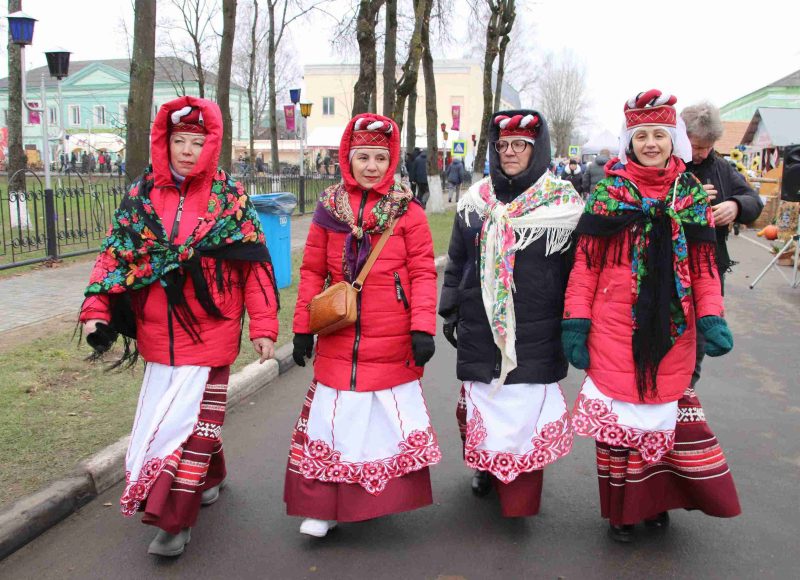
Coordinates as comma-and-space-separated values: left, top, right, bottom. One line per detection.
292, 115, 437, 392
80, 96, 278, 367
564, 158, 723, 404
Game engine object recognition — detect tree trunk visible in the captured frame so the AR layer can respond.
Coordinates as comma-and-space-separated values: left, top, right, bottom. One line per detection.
421, 0, 442, 213
352, 0, 384, 115
492, 0, 515, 113
392, 0, 428, 138
405, 87, 417, 154
267, 0, 280, 173
7, 0, 25, 191
474, 3, 500, 181
249, 0, 259, 168
193, 36, 205, 98
217, 0, 237, 173
382, 0, 397, 117
126, 0, 157, 181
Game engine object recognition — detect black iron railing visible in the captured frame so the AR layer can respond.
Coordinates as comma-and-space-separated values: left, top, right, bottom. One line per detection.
0, 172, 338, 270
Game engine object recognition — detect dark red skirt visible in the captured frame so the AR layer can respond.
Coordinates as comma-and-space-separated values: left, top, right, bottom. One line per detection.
141, 366, 230, 534
596, 389, 741, 526
456, 385, 544, 518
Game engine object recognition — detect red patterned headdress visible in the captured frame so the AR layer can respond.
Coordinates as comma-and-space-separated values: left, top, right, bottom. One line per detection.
494, 113, 540, 139
169, 105, 206, 135
624, 89, 677, 130
350, 115, 392, 150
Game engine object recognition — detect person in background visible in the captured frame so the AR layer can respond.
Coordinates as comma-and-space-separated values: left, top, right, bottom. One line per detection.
563, 90, 740, 544
411, 149, 429, 208
582, 148, 611, 196
561, 158, 584, 197
440, 110, 583, 519
80, 96, 279, 557
680, 102, 763, 388
445, 156, 467, 203
287, 113, 439, 539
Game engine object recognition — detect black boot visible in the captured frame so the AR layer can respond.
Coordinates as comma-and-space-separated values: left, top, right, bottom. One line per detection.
644, 511, 670, 528
471, 470, 492, 497
608, 523, 635, 543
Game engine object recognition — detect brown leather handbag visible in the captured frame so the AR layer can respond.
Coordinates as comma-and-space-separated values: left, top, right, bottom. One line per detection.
309, 220, 395, 336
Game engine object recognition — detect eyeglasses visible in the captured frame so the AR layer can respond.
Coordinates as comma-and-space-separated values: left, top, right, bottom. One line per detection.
494, 139, 531, 154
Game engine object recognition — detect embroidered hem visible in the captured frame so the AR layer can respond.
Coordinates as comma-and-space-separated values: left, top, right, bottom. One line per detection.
120, 452, 177, 516
297, 427, 442, 496
463, 407, 574, 484
572, 393, 675, 463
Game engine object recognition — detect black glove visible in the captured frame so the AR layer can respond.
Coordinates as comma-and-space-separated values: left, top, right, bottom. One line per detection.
442, 321, 457, 348
411, 331, 435, 367
292, 333, 314, 367
86, 322, 118, 355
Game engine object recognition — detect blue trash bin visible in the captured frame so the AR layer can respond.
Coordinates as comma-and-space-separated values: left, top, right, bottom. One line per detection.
250, 193, 297, 289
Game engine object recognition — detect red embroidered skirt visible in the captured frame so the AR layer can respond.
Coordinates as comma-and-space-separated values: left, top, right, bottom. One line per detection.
596, 388, 741, 525
284, 380, 438, 522
139, 366, 230, 534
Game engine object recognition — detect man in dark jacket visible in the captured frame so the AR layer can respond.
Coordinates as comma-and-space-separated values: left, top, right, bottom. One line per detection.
561, 158, 584, 196
581, 148, 610, 195
439, 110, 583, 517
681, 101, 763, 386
410, 150, 429, 207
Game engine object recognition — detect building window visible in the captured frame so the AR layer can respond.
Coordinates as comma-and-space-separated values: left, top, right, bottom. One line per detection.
69, 105, 81, 126
323, 97, 334, 116
48, 106, 58, 125
119, 104, 128, 125
2, 109, 7, 124
93, 105, 106, 126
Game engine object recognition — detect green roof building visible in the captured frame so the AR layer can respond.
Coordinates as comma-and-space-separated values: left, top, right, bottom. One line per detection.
720, 69, 800, 122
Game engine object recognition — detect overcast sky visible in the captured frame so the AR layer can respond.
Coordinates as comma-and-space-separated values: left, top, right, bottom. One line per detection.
3, 0, 799, 137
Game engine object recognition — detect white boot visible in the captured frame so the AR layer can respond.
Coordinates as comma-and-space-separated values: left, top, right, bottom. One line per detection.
299, 518, 337, 538
200, 478, 227, 506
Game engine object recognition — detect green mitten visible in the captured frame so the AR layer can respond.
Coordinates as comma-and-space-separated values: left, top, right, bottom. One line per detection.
561, 318, 591, 369
697, 316, 733, 357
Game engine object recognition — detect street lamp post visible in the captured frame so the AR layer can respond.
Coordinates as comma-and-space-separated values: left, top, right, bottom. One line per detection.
45, 49, 71, 173
299, 102, 313, 214
289, 88, 301, 176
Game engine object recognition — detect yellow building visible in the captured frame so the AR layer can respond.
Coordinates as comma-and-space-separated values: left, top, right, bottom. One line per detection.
302, 59, 521, 169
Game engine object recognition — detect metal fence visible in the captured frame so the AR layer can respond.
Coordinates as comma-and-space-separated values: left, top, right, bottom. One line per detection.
0, 172, 338, 270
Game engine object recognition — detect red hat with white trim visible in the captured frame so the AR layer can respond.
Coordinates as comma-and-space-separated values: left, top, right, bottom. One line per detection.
169, 105, 206, 135
350, 114, 393, 150
624, 89, 677, 130
494, 113, 540, 139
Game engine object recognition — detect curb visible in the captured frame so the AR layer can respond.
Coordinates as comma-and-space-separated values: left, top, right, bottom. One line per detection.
0, 255, 449, 561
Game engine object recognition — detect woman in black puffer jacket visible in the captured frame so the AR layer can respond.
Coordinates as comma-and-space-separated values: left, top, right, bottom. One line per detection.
439, 109, 584, 517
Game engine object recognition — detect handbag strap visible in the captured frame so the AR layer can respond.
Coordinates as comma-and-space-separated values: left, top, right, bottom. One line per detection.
352, 219, 396, 291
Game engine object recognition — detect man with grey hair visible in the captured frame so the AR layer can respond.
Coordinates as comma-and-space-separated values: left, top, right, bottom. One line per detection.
681, 101, 763, 385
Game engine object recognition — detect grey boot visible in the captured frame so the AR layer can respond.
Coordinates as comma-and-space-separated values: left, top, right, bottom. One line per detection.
148, 528, 192, 557
201, 478, 227, 506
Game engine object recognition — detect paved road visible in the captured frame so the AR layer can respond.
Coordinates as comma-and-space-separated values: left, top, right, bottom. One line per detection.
1, 233, 798, 579
0, 214, 314, 334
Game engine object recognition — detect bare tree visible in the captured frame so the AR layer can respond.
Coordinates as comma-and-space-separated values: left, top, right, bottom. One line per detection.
381, 0, 397, 117
217, 0, 237, 172
126, 0, 157, 180
163, 0, 220, 98
352, 0, 386, 115
7, 0, 25, 191
421, 0, 444, 212
248, 0, 259, 166
392, 0, 430, 137
473, 0, 515, 179
537, 51, 587, 157
492, 0, 514, 112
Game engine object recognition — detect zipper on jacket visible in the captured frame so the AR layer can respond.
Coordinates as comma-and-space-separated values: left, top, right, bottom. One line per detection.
169, 191, 187, 243
350, 190, 370, 391
167, 304, 175, 366
394, 272, 410, 309
167, 180, 187, 365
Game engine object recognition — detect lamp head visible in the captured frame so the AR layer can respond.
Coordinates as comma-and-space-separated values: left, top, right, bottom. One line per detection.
7, 11, 37, 46
289, 88, 301, 104
45, 49, 71, 80
300, 102, 313, 118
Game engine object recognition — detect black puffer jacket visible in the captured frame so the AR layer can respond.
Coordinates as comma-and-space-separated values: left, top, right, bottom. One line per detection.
686, 151, 763, 275
439, 109, 571, 385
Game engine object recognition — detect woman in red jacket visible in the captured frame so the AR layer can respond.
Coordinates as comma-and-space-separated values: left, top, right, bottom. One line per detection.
562, 90, 741, 543
285, 113, 439, 538
80, 96, 278, 557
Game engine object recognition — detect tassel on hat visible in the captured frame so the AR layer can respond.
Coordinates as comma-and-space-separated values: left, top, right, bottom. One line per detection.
494, 113, 540, 139
169, 105, 206, 135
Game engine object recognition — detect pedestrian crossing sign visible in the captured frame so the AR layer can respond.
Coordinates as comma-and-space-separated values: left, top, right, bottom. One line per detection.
452, 140, 466, 156
568, 145, 580, 158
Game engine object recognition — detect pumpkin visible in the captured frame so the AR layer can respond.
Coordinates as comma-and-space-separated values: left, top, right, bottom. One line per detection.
758, 225, 779, 240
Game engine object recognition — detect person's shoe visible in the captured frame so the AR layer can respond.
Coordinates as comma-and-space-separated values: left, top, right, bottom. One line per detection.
644, 511, 670, 529
608, 523, 635, 543
299, 518, 338, 538
200, 479, 227, 506
148, 528, 192, 557
471, 470, 492, 497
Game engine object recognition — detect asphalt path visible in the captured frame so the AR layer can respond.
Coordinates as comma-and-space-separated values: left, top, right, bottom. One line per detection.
2, 233, 798, 579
